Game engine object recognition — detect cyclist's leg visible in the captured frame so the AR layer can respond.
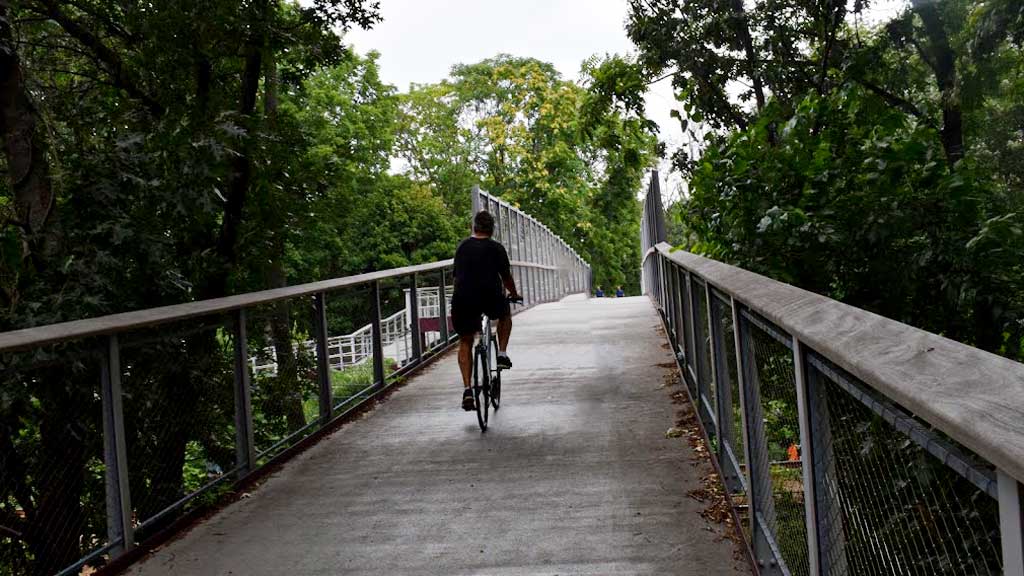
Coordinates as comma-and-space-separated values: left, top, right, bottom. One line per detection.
457, 333, 474, 388
452, 301, 482, 409
496, 315, 512, 352
489, 297, 513, 368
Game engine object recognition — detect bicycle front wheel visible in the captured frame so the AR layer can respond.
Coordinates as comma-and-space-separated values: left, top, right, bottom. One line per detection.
473, 345, 490, 431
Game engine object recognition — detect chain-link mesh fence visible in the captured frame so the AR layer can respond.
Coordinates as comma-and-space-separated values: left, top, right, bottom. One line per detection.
119, 318, 237, 538
711, 293, 751, 541
643, 227, 1021, 576
745, 311, 810, 576
0, 343, 109, 576
247, 297, 322, 464
806, 353, 1003, 576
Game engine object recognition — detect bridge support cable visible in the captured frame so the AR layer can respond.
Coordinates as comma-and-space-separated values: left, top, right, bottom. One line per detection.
640, 170, 1020, 575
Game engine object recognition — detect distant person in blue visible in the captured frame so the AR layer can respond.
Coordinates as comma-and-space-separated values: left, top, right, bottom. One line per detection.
615, 286, 625, 297
595, 286, 604, 297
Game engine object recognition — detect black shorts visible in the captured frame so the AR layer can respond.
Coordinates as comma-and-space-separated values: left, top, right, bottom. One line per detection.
451, 294, 510, 337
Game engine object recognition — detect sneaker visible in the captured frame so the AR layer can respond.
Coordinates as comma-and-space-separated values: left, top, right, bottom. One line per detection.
496, 352, 512, 369
462, 388, 476, 411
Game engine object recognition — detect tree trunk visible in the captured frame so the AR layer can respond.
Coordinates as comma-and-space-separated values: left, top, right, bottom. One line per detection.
263, 50, 307, 431
911, 0, 964, 167
0, 0, 54, 237
728, 0, 767, 112
26, 385, 89, 576
267, 254, 308, 432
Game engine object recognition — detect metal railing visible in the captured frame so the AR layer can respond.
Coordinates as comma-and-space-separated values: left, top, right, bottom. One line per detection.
0, 186, 590, 576
250, 287, 454, 375
640, 172, 1024, 575
473, 185, 592, 302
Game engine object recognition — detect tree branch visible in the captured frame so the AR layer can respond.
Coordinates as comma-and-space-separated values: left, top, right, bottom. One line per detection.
851, 76, 937, 128
36, 0, 163, 116
0, 511, 25, 540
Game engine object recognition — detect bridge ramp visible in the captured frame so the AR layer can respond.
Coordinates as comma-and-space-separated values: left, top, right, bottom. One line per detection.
128, 295, 747, 575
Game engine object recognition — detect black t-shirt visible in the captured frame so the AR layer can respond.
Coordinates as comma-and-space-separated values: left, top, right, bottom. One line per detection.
452, 236, 511, 307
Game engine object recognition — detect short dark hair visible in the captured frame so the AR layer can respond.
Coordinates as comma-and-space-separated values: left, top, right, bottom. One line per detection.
473, 210, 495, 236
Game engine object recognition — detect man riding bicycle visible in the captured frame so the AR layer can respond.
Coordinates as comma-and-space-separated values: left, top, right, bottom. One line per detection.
452, 210, 520, 411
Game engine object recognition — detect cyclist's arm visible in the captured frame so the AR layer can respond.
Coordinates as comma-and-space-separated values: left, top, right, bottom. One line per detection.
502, 274, 519, 300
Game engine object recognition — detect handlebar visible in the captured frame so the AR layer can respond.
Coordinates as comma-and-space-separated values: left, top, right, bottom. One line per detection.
507, 296, 524, 305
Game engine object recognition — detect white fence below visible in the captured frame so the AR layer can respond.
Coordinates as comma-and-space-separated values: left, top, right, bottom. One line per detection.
251, 286, 454, 376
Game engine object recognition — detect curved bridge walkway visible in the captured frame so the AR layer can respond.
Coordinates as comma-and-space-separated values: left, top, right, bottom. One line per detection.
127, 296, 746, 576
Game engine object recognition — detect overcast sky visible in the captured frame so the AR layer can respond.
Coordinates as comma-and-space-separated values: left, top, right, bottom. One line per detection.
343, 0, 909, 202
343, 0, 685, 198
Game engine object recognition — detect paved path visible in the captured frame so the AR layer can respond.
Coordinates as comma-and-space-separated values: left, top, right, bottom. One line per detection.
128, 296, 747, 576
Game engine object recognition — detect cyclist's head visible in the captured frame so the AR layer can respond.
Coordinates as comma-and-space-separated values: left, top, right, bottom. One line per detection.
473, 210, 495, 237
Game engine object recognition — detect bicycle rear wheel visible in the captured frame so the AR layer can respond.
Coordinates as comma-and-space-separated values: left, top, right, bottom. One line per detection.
473, 345, 489, 431
489, 336, 501, 410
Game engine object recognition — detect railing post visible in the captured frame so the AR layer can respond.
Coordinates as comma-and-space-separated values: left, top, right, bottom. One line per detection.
672, 265, 687, 361
700, 282, 721, 443
101, 335, 134, 555
690, 277, 713, 429
493, 202, 503, 244
409, 273, 422, 362
471, 184, 481, 226
804, 356, 847, 576
684, 271, 700, 383
313, 293, 333, 421
438, 270, 450, 343
730, 297, 754, 491
232, 309, 256, 475
370, 281, 386, 387
792, 339, 821, 576
528, 218, 535, 303
708, 290, 743, 494
1000, 470, 1024, 576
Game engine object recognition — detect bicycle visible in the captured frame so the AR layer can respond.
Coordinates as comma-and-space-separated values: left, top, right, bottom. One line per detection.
472, 296, 522, 432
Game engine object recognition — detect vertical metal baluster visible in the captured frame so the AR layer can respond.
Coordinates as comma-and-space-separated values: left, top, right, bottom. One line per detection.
232, 309, 256, 475
792, 339, 821, 575
731, 296, 755, 503
805, 358, 847, 576
494, 202, 503, 244
709, 291, 742, 493
438, 270, 450, 343
999, 470, 1024, 576
313, 293, 333, 422
701, 282, 721, 444
548, 229, 554, 300
409, 274, 422, 363
370, 281, 385, 388
672, 265, 687, 361
471, 184, 481, 221
101, 334, 134, 555
528, 220, 536, 302
690, 277, 709, 422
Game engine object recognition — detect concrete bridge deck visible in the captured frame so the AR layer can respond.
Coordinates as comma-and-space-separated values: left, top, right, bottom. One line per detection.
127, 296, 747, 575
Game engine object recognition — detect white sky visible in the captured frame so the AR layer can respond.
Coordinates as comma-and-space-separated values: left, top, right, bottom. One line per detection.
343, 0, 909, 204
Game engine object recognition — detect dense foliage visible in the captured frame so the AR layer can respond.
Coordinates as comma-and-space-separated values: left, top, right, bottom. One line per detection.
398, 55, 657, 293
0, 2, 654, 573
629, 0, 1024, 359
630, 1, 1020, 572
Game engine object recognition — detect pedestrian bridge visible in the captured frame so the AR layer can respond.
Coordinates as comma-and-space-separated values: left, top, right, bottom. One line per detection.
125, 295, 745, 576
1, 187, 1023, 576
